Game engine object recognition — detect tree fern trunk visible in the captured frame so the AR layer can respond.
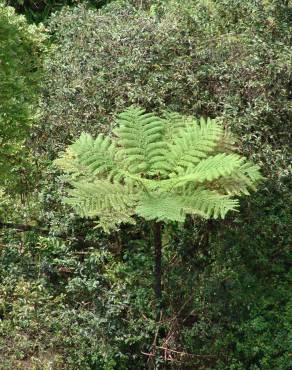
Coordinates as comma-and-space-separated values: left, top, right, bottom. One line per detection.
153, 221, 162, 305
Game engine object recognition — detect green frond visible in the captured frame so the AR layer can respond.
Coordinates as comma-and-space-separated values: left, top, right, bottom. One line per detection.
166, 117, 224, 175
136, 194, 186, 222
211, 162, 263, 195
182, 189, 239, 219
190, 153, 245, 182
64, 180, 137, 231
55, 133, 101, 178
161, 111, 192, 144
136, 189, 238, 222
55, 132, 124, 182
151, 154, 245, 190
213, 129, 237, 153
54, 147, 84, 179
73, 132, 122, 180
113, 106, 166, 174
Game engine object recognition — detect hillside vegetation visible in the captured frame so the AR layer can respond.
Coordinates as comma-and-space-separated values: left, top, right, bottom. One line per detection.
0, 1, 291, 369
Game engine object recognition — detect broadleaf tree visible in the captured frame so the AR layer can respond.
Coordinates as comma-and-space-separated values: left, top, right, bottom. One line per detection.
56, 106, 262, 305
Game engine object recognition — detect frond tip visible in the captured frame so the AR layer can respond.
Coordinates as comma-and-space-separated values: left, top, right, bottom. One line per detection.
55, 106, 262, 231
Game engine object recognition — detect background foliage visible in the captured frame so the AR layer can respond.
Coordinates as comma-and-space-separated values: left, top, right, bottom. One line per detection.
0, 0, 291, 369
0, 3, 44, 190
6, 0, 112, 22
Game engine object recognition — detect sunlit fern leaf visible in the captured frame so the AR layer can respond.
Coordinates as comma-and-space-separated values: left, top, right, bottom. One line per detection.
163, 154, 245, 190
54, 147, 85, 179
137, 189, 238, 221
191, 153, 245, 181
147, 111, 190, 175
213, 129, 236, 153
161, 111, 192, 143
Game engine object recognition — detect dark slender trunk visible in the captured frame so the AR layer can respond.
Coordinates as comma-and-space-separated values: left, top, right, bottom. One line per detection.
153, 221, 162, 305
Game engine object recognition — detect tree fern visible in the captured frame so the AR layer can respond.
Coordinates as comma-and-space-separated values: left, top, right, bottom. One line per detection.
56, 106, 262, 231
56, 106, 262, 304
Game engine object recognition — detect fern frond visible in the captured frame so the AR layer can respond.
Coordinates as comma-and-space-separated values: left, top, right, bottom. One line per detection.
136, 189, 238, 222
56, 132, 125, 182
136, 194, 186, 222
213, 129, 236, 153
182, 189, 239, 219
189, 153, 245, 182
151, 154, 244, 190
64, 180, 137, 231
114, 107, 166, 174
54, 147, 85, 179
166, 117, 224, 176
210, 162, 263, 195
161, 111, 192, 144
73, 132, 123, 180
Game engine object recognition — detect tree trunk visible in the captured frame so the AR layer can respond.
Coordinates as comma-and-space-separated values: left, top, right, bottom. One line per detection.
153, 221, 162, 305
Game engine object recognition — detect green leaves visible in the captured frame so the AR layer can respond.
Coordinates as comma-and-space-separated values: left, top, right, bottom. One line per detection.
56, 106, 262, 231
0, 4, 44, 188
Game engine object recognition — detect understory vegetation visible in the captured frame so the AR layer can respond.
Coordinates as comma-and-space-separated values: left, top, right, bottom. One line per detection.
0, 0, 291, 369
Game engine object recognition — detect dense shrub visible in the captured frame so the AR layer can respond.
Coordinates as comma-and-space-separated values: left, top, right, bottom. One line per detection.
0, 231, 157, 369
0, 196, 290, 369
6, 0, 111, 22
0, 4, 44, 189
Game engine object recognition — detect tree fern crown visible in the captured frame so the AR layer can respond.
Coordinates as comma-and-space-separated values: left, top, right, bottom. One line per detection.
55, 107, 262, 231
